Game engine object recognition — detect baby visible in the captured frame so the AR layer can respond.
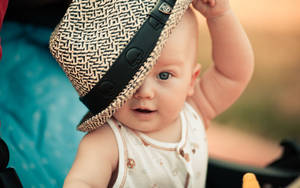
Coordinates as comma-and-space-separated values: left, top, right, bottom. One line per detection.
50, 0, 254, 187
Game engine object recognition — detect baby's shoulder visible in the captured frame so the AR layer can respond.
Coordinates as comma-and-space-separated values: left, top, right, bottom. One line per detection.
79, 124, 119, 169
85, 123, 116, 138
81, 123, 118, 150
66, 124, 119, 186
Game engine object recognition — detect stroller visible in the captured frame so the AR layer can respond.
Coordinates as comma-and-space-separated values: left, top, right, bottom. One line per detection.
0, 0, 299, 187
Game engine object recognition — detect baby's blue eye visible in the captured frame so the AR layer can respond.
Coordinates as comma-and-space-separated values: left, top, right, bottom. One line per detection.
158, 72, 171, 80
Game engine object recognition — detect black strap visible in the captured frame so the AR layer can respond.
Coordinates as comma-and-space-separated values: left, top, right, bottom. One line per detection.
80, 0, 177, 115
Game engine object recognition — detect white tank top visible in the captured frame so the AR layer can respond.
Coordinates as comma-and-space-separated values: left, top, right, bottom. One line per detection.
107, 103, 208, 188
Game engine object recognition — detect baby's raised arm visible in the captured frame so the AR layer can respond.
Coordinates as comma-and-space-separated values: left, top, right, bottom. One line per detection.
190, 0, 254, 124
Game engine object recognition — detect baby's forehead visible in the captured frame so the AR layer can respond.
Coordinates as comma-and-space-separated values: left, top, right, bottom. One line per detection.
151, 8, 199, 71
156, 58, 184, 67
176, 7, 199, 35
154, 55, 196, 72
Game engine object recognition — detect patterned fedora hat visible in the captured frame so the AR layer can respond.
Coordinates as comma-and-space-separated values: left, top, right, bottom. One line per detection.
49, 0, 192, 132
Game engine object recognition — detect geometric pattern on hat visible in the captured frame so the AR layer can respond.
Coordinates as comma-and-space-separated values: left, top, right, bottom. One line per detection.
49, 0, 192, 132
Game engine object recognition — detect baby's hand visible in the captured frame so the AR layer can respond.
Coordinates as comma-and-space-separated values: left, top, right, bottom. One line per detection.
192, 0, 231, 19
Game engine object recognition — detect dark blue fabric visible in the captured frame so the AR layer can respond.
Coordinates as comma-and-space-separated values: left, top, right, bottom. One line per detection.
0, 21, 86, 187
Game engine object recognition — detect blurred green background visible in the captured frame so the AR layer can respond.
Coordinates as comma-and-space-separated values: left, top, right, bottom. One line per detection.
197, 0, 300, 142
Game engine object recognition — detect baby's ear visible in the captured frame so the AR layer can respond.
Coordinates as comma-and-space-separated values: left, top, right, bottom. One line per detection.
188, 63, 201, 96
192, 63, 201, 81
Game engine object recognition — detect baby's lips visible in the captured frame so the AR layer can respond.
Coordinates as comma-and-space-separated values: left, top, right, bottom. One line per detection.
134, 108, 156, 113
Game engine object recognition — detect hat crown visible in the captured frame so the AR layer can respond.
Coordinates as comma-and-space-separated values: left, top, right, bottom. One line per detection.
49, 0, 157, 96
49, 0, 192, 131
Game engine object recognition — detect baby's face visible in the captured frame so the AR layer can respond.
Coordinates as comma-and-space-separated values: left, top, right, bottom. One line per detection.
114, 8, 200, 134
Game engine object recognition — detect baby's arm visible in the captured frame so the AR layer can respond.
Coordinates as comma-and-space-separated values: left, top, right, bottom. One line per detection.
63, 125, 118, 188
191, 0, 254, 123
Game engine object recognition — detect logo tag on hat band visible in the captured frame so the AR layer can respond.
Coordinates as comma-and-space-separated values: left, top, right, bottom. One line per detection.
159, 2, 172, 14
80, 0, 177, 115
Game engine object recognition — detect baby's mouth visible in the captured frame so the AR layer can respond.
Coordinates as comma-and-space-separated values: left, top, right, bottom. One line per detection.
134, 108, 156, 113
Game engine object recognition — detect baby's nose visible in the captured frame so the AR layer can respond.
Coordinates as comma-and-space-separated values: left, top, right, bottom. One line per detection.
134, 78, 154, 99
